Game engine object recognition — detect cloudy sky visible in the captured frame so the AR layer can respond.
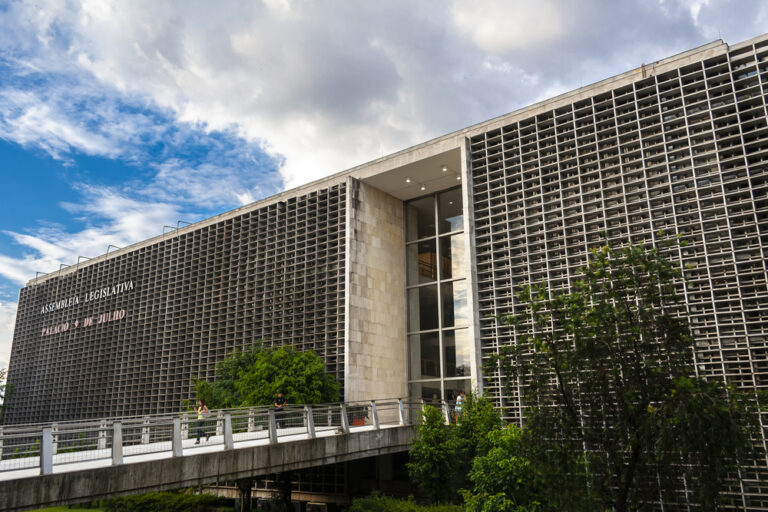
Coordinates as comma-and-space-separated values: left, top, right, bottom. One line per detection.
0, 0, 766, 370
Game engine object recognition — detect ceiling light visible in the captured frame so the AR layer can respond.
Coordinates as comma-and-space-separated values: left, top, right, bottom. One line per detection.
456, 175, 461, 180
405, 177, 411, 183
420, 185, 426, 191
441, 165, 448, 172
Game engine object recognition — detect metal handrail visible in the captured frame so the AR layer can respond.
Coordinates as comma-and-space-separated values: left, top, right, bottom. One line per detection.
0, 398, 433, 478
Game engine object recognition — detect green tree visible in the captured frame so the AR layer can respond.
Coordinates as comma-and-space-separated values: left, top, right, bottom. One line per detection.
494, 242, 758, 511
461, 425, 544, 512
453, 393, 502, 491
0, 367, 10, 421
194, 343, 340, 408
407, 405, 458, 503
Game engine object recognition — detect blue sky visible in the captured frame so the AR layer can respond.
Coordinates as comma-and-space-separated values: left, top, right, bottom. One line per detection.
1, 0, 767, 369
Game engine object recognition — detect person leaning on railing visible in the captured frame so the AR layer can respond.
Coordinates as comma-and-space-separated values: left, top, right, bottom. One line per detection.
273, 392, 286, 428
195, 399, 210, 444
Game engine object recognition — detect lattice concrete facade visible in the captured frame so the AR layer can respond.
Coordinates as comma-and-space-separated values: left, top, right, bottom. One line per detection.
5, 31, 768, 509
468, 37, 768, 509
6, 183, 347, 422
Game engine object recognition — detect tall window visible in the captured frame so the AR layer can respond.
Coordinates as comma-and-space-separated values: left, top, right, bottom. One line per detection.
405, 187, 470, 402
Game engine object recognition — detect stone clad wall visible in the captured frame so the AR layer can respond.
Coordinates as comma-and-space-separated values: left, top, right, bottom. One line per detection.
345, 178, 407, 411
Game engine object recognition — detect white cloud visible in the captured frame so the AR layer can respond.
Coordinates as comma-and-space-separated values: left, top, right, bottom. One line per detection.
0, 301, 17, 370
451, 0, 566, 54
0, 186, 183, 287
0, 88, 120, 160
3, 0, 767, 192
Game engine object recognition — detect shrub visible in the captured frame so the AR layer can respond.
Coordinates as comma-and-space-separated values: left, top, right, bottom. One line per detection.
348, 493, 463, 512
102, 491, 224, 512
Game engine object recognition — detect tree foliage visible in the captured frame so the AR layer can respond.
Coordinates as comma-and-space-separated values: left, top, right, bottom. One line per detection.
0, 367, 9, 421
495, 242, 758, 511
194, 343, 340, 408
461, 425, 544, 512
453, 393, 503, 490
407, 405, 458, 503
407, 395, 503, 504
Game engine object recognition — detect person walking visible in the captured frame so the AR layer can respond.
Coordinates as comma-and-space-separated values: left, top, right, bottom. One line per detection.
195, 399, 210, 444
273, 391, 287, 429
455, 392, 465, 421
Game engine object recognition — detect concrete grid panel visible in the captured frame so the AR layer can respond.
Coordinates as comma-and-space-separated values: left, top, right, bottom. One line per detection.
4, 184, 347, 425
470, 41, 768, 509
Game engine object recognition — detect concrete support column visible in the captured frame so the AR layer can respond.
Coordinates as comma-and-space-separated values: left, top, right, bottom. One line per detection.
112, 422, 123, 465
304, 406, 315, 439
224, 414, 234, 450
235, 478, 254, 512
340, 404, 350, 433
172, 418, 183, 457
40, 427, 53, 475
268, 410, 278, 444
370, 401, 380, 430
398, 399, 406, 426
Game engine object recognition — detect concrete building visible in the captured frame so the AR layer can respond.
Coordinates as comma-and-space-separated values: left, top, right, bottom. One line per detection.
5, 33, 768, 507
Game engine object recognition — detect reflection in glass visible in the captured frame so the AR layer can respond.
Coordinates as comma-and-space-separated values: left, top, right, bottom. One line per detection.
406, 197, 436, 241
440, 235, 466, 280
407, 240, 437, 285
409, 381, 443, 404
441, 281, 468, 327
438, 189, 463, 233
443, 329, 471, 377
444, 379, 470, 401
408, 285, 438, 331
409, 332, 441, 380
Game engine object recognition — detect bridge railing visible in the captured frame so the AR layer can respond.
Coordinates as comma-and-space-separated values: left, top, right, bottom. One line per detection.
0, 398, 438, 478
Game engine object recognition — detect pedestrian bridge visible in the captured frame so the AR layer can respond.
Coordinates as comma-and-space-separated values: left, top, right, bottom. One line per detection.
0, 399, 427, 511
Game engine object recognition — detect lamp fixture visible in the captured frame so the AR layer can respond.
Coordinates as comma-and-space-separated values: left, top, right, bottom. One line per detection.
420, 184, 426, 191
441, 165, 448, 172
405, 177, 412, 183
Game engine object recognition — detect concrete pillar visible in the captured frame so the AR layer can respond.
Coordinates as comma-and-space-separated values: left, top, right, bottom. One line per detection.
172, 418, 183, 457
268, 410, 278, 444
112, 422, 123, 465
181, 413, 189, 440
442, 402, 451, 426
224, 414, 234, 450
0, 427, 3, 460
340, 404, 350, 433
40, 427, 53, 475
248, 408, 255, 432
370, 401, 380, 430
398, 399, 406, 426
304, 406, 316, 439
235, 478, 254, 512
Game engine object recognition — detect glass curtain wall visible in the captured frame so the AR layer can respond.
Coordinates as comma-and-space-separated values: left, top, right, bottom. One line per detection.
405, 187, 471, 403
